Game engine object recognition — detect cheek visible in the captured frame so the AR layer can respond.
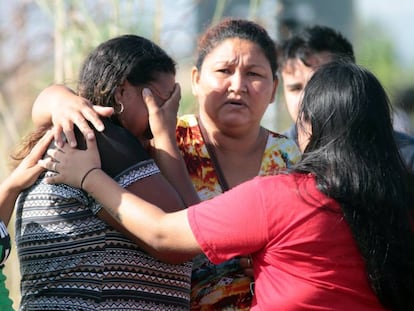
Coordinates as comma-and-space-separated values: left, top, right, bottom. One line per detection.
251, 81, 275, 103
285, 92, 303, 121
287, 99, 299, 118
285, 89, 300, 103
199, 73, 227, 94
196, 77, 225, 110
122, 105, 149, 136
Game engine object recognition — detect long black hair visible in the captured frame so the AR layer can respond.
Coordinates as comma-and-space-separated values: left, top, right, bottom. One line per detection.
294, 61, 414, 310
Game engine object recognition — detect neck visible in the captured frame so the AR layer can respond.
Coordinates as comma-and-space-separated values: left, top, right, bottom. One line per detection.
198, 115, 266, 155
198, 115, 269, 189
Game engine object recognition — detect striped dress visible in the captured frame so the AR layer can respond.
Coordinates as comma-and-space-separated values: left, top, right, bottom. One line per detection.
15, 120, 192, 311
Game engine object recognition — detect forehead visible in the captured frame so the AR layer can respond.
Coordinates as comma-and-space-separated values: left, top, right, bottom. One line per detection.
281, 58, 315, 82
206, 38, 267, 63
282, 51, 333, 74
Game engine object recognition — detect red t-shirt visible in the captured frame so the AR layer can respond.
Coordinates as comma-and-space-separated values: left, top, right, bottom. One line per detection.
188, 173, 385, 310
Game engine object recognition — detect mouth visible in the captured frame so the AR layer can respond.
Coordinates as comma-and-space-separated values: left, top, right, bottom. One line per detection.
225, 99, 246, 107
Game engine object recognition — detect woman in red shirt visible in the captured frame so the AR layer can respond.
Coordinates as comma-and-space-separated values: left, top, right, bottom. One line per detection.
42, 61, 414, 310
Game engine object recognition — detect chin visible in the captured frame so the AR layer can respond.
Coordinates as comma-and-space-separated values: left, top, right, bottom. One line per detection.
221, 117, 252, 131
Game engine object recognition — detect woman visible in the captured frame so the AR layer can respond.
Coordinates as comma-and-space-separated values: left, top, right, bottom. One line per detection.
14, 35, 197, 310
32, 19, 301, 310
0, 131, 53, 311
43, 61, 414, 310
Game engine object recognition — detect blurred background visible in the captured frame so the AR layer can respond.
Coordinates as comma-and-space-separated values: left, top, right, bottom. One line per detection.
1, 0, 414, 309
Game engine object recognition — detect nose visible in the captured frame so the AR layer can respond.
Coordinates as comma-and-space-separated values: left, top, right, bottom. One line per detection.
228, 72, 247, 94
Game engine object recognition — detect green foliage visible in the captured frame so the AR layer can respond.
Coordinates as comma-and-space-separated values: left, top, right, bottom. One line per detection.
35, 0, 158, 84
354, 20, 414, 100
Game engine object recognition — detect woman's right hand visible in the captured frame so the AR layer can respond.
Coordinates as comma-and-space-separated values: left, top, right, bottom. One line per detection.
39, 136, 101, 189
32, 84, 114, 148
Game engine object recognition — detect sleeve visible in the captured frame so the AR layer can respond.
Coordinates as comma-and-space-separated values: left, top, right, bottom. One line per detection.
187, 177, 269, 264
75, 118, 160, 214
0, 221, 11, 266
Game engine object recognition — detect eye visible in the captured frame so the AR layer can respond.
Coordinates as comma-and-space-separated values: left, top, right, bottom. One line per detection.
288, 85, 303, 93
247, 71, 262, 77
217, 68, 231, 74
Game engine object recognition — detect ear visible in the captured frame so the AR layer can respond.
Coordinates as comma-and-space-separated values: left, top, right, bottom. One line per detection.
191, 66, 201, 96
114, 80, 128, 102
269, 78, 279, 104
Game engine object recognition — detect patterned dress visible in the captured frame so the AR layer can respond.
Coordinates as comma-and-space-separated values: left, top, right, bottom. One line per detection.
15, 119, 192, 311
0, 220, 14, 310
176, 114, 301, 310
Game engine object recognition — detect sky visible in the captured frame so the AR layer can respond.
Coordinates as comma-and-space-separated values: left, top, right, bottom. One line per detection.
356, 0, 414, 65
161, 0, 414, 66
0, 0, 412, 65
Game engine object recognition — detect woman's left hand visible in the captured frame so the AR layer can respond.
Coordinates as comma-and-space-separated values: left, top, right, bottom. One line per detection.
143, 83, 180, 142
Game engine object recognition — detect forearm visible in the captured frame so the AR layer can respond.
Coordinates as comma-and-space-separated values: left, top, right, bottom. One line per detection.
97, 207, 191, 263
0, 177, 22, 226
151, 131, 200, 207
32, 84, 75, 126
144, 85, 199, 207
82, 168, 200, 260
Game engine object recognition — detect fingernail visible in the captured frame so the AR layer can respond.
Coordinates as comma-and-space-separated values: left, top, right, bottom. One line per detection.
142, 88, 152, 97
87, 132, 95, 140
70, 140, 77, 147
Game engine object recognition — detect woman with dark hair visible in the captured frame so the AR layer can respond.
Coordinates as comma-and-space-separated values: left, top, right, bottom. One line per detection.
31, 18, 301, 309
13, 35, 197, 310
44, 61, 414, 310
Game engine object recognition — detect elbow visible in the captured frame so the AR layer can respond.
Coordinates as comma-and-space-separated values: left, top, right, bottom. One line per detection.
147, 240, 195, 264
146, 235, 195, 264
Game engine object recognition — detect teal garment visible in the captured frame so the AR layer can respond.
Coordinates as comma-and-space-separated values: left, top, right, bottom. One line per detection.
0, 267, 14, 311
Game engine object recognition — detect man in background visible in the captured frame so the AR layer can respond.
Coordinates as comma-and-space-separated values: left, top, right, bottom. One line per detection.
277, 24, 414, 170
